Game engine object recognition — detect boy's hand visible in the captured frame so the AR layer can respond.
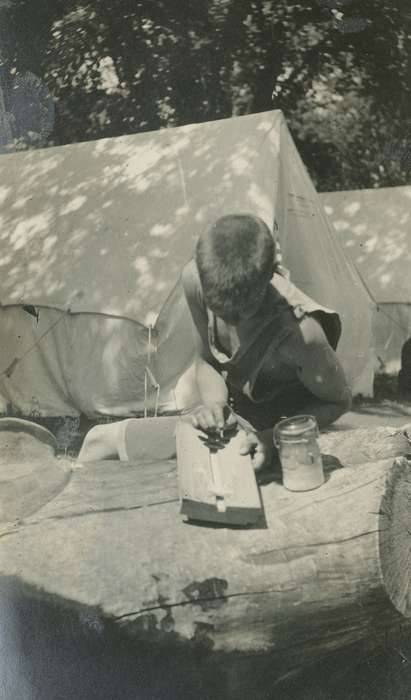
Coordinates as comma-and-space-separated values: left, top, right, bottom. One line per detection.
239, 430, 274, 471
189, 403, 237, 433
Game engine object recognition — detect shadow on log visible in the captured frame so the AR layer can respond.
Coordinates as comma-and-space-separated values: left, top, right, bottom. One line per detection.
1, 575, 411, 700
1, 574, 411, 700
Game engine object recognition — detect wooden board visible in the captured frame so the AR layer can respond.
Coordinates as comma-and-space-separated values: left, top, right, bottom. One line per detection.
175, 420, 263, 526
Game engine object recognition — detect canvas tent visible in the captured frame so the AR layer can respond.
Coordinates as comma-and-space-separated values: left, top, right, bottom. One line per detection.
0, 110, 373, 418
321, 186, 411, 373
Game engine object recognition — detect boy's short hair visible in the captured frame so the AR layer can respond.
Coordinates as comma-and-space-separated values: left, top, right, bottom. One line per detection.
195, 214, 276, 318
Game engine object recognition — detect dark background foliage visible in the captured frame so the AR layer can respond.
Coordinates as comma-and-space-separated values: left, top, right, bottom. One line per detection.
0, 0, 410, 190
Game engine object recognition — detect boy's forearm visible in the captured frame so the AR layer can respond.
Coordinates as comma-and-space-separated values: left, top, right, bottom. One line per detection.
195, 358, 228, 406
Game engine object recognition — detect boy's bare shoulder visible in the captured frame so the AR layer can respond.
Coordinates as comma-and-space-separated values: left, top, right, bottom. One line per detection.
298, 315, 328, 346
277, 314, 331, 368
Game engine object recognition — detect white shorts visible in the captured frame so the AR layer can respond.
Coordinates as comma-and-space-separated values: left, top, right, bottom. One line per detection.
117, 416, 178, 461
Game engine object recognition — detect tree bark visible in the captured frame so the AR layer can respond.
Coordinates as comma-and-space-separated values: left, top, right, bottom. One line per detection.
1, 425, 411, 692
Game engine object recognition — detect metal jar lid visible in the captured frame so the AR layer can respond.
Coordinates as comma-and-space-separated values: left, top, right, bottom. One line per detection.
274, 415, 319, 444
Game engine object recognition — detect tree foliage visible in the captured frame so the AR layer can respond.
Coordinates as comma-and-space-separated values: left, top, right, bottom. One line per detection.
0, 0, 409, 189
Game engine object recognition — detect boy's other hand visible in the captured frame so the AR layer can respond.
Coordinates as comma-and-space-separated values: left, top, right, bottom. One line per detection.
239, 430, 273, 471
190, 403, 237, 433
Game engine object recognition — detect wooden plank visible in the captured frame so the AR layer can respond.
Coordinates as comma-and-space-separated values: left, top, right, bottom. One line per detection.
176, 421, 263, 526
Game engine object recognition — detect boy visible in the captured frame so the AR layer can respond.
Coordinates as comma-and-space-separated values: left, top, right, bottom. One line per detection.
182, 213, 351, 470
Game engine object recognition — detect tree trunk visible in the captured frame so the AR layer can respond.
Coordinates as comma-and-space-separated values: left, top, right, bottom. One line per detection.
1, 425, 411, 694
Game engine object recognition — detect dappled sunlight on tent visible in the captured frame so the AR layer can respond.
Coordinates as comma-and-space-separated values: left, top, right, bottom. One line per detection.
353, 223, 368, 235
0, 186, 11, 206
331, 219, 350, 231
149, 223, 174, 238
246, 183, 274, 217
344, 201, 361, 216
60, 196, 87, 215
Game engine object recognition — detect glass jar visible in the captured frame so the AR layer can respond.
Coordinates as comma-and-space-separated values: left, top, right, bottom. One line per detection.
273, 415, 324, 491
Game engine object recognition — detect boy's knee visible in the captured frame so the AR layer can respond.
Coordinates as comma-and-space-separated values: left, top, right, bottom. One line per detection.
78, 423, 121, 462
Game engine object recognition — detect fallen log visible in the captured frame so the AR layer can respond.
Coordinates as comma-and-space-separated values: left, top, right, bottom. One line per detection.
1, 423, 411, 696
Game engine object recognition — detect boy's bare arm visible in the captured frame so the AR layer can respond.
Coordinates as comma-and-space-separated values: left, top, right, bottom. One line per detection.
191, 357, 233, 431
290, 316, 352, 429
191, 332, 236, 430
194, 355, 228, 406
241, 318, 351, 469
182, 267, 233, 430
183, 275, 229, 407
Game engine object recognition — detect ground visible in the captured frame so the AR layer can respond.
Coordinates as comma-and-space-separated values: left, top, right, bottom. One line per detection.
339, 374, 411, 430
